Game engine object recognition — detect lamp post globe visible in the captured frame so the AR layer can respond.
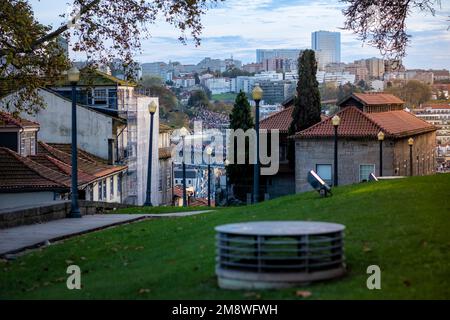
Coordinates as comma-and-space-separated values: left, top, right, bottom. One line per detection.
252, 85, 263, 204
67, 67, 80, 83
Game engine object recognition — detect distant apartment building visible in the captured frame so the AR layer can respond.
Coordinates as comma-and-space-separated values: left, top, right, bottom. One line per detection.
316, 71, 355, 86
312, 31, 341, 70
197, 57, 227, 73
413, 103, 450, 145
141, 62, 169, 80
205, 77, 232, 94
259, 80, 296, 105
366, 58, 385, 79
345, 63, 369, 82
242, 63, 264, 74
256, 49, 302, 63
259, 104, 283, 120
263, 58, 297, 73
432, 69, 450, 82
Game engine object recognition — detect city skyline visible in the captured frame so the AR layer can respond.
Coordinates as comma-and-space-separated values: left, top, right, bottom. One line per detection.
29, 0, 450, 69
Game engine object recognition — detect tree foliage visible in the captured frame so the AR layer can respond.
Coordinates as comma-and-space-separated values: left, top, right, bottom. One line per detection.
386, 80, 432, 108
228, 91, 254, 201
342, 0, 444, 60
289, 50, 322, 135
187, 90, 210, 109
0, 0, 221, 112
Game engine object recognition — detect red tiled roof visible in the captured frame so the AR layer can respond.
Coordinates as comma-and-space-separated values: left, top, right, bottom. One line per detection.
0, 111, 40, 129
351, 93, 405, 105
47, 143, 107, 164
0, 148, 70, 192
260, 107, 294, 133
29, 154, 95, 185
294, 106, 436, 139
260, 107, 328, 133
37, 142, 127, 178
421, 103, 450, 110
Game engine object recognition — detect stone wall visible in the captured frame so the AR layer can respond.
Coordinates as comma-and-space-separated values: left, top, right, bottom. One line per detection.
393, 132, 436, 176
295, 137, 394, 193
0, 201, 132, 229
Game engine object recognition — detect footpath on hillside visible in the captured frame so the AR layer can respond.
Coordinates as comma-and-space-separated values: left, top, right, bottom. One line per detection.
0, 210, 213, 257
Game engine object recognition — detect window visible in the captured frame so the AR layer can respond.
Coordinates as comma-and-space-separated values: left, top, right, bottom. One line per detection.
118, 174, 122, 194
98, 182, 102, 200
103, 180, 107, 200
316, 164, 332, 184
360, 164, 375, 182
89, 187, 94, 201
93, 89, 107, 105
110, 177, 114, 199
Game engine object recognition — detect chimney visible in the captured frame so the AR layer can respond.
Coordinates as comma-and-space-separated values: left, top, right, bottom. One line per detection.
108, 139, 115, 165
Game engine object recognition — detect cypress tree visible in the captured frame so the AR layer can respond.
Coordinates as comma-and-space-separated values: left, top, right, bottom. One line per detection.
288, 50, 322, 166
227, 91, 254, 201
289, 49, 322, 135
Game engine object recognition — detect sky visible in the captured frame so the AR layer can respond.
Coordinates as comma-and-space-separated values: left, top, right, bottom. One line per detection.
29, 0, 450, 69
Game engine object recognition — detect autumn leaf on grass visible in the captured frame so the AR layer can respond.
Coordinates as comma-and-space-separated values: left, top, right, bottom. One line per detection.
139, 288, 151, 294
65, 260, 74, 265
363, 243, 372, 253
295, 291, 312, 298
244, 292, 262, 299
403, 280, 412, 287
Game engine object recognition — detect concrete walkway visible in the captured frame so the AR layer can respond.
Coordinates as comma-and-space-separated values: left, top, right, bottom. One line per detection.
0, 211, 212, 256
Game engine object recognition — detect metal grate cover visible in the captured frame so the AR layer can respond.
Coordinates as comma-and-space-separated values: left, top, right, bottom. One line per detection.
215, 221, 346, 289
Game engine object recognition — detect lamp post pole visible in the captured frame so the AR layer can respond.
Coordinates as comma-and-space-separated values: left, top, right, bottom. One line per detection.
225, 160, 230, 206
332, 115, 341, 187
378, 131, 385, 177
409, 138, 414, 176
252, 85, 263, 204
181, 128, 188, 207
208, 155, 211, 207
68, 67, 81, 218
144, 102, 157, 207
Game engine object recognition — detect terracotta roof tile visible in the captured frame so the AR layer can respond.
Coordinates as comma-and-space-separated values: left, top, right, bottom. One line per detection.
352, 93, 404, 105
37, 142, 127, 178
0, 148, 70, 192
260, 107, 328, 133
0, 111, 40, 129
294, 106, 436, 139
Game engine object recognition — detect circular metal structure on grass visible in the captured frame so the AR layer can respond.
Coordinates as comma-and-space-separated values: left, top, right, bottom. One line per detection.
215, 221, 346, 290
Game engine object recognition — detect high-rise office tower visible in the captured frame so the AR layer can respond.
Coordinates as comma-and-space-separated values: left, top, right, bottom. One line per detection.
311, 31, 341, 70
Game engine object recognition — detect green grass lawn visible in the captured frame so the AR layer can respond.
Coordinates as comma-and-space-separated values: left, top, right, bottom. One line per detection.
211, 93, 238, 102
1, 174, 450, 300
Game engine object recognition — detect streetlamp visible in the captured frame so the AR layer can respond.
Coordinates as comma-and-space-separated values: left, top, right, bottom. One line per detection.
206, 146, 213, 207
180, 127, 189, 207
408, 138, 414, 176
144, 101, 158, 207
378, 131, 385, 177
67, 66, 81, 218
252, 84, 263, 204
331, 115, 341, 187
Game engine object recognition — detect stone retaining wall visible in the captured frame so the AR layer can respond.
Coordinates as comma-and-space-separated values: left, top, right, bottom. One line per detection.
0, 201, 132, 229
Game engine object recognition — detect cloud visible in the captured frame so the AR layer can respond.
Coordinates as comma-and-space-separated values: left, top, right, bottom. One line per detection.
28, 0, 450, 69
